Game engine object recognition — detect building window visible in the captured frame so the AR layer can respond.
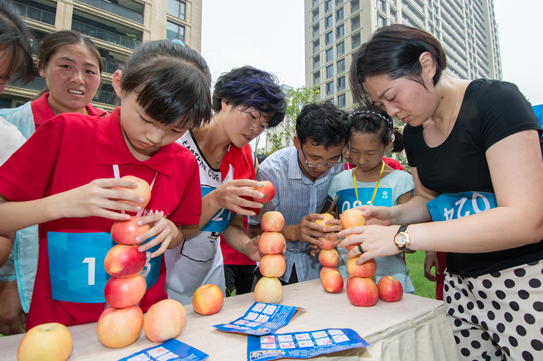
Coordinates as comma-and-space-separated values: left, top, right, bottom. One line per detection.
167, 0, 186, 20
325, 31, 333, 45
336, 0, 344, 4
312, 0, 319, 7
166, 21, 185, 42
351, 15, 360, 31
325, 15, 333, 29
377, 13, 387, 27
336, 7, 344, 21
338, 93, 346, 108
313, 55, 320, 69
324, 0, 332, 13
351, 0, 360, 12
326, 81, 334, 95
313, 71, 321, 85
390, 9, 397, 22
337, 41, 345, 56
337, 76, 346, 91
326, 64, 334, 78
313, 24, 320, 38
336, 24, 344, 39
337, 59, 345, 73
313, 40, 320, 53
377, 0, 386, 11
326, 47, 333, 62
312, 9, 319, 22
351, 32, 361, 49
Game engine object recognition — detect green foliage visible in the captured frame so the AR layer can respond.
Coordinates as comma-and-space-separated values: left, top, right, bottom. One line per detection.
255, 86, 320, 156
384, 117, 410, 174
405, 251, 436, 299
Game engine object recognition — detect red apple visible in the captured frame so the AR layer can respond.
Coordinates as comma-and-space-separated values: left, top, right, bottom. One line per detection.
112, 175, 151, 208
17, 323, 72, 361
104, 245, 146, 278
192, 284, 224, 315
96, 305, 143, 348
320, 266, 338, 281
104, 274, 147, 308
144, 299, 186, 343
319, 249, 340, 267
340, 209, 366, 229
321, 269, 344, 293
378, 276, 403, 302
111, 216, 150, 245
252, 181, 276, 204
254, 276, 283, 304
347, 257, 377, 278
259, 254, 286, 277
261, 211, 285, 232
258, 231, 285, 255
346, 277, 379, 307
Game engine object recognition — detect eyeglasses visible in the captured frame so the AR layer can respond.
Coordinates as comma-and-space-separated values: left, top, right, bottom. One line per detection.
300, 146, 343, 168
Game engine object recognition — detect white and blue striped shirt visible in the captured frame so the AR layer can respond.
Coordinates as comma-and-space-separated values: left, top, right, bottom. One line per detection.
248, 147, 343, 283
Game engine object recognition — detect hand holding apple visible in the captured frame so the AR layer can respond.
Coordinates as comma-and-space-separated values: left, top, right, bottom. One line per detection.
17, 323, 72, 361
112, 175, 151, 209
315, 213, 339, 250
252, 181, 276, 204
111, 216, 150, 245
347, 257, 377, 278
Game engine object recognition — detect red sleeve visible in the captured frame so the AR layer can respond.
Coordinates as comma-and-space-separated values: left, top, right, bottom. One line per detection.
0, 117, 64, 201
168, 155, 202, 226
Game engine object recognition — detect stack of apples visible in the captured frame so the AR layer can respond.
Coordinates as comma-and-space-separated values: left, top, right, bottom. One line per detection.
254, 211, 286, 304
317, 213, 344, 293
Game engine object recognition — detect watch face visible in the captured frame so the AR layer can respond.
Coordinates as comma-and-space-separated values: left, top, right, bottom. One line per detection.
396, 233, 408, 247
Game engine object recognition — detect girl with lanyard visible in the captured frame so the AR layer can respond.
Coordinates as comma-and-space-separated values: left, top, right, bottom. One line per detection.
327, 109, 415, 293
341, 24, 543, 360
0, 39, 212, 329
0, 30, 106, 335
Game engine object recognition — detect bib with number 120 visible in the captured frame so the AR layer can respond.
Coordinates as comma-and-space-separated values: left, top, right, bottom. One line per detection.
427, 192, 497, 222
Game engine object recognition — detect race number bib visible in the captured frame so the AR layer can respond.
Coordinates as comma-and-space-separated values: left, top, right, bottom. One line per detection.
200, 186, 235, 233
48, 232, 161, 303
427, 192, 497, 222
337, 188, 393, 214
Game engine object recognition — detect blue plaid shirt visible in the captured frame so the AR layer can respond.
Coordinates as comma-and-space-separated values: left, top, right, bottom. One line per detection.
248, 147, 343, 283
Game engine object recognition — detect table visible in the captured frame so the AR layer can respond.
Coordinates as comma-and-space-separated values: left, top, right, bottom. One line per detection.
0, 279, 459, 361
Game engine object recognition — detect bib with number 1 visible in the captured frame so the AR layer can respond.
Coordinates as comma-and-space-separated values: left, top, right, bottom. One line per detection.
427, 191, 497, 222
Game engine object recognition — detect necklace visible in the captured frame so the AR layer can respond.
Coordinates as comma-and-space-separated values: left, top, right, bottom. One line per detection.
436, 83, 460, 138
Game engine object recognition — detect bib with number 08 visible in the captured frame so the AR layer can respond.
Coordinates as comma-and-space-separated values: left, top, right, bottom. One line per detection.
427, 192, 497, 222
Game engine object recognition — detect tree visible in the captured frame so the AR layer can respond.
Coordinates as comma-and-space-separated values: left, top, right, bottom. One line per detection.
255, 85, 320, 155
384, 117, 410, 174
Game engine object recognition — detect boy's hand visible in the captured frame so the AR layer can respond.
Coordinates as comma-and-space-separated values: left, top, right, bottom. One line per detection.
295, 214, 342, 246
212, 179, 265, 216
55, 178, 145, 221
135, 213, 180, 258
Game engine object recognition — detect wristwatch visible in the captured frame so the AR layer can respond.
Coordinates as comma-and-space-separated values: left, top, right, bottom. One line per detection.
394, 225, 415, 253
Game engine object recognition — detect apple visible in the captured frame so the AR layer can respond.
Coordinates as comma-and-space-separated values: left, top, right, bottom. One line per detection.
261, 211, 285, 232
17, 322, 72, 361
111, 216, 150, 245
340, 209, 366, 229
321, 269, 344, 293
346, 277, 379, 307
378, 276, 403, 302
112, 175, 151, 209
144, 299, 187, 343
254, 276, 283, 304
192, 284, 224, 315
259, 254, 286, 277
347, 257, 377, 278
96, 305, 143, 348
252, 181, 276, 204
344, 234, 359, 252
104, 274, 147, 309
315, 213, 337, 250
258, 231, 285, 255
104, 244, 146, 278
318, 249, 340, 267
320, 266, 338, 281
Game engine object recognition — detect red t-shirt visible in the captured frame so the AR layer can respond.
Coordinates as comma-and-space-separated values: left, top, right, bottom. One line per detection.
344, 157, 404, 171
0, 108, 201, 328
31, 92, 107, 130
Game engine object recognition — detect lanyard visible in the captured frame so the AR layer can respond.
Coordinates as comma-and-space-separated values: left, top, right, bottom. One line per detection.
353, 161, 385, 206
112, 164, 158, 217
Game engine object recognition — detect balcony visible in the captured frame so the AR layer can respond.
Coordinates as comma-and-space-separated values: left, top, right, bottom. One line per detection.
103, 59, 118, 74
12, 1, 55, 26
76, 0, 143, 24
7, 76, 46, 92
94, 85, 117, 105
72, 20, 139, 49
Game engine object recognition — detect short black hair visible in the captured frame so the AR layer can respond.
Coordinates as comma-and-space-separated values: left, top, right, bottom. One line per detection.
120, 40, 212, 128
296, 101, 350, 150
212, 66, 287, 128
350, 24, 447, 106
0, 1, 38, 84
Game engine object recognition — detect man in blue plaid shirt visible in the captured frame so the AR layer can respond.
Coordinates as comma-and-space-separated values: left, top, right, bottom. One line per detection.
248, 102, 349, 284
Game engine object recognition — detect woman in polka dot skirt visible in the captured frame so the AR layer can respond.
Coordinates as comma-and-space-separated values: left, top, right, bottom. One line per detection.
339, 24, 543, 361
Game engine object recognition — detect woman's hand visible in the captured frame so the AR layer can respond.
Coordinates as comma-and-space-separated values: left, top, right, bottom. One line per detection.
424, 251, 441, 282
352, 205, 395, 226
211, 179, 266, 216
135, 214, 180, 258
338, 225, 400, 264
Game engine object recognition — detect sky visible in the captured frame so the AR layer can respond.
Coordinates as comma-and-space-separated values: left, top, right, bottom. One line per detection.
201, 0, 543, 107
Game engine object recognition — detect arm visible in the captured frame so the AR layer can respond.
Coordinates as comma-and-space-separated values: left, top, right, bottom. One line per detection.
341, 130, 543, 263
223, 215, 261, 262
0, 233, 14, 268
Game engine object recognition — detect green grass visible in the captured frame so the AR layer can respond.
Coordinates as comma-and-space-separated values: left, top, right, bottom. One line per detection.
405, 251, 436, 299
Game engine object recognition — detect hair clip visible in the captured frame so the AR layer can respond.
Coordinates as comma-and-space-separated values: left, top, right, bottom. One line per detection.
171, 39, 186, 47
349, 110, 393, 129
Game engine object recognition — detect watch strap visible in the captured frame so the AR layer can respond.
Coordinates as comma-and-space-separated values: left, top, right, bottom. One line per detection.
395, 225, 415, 253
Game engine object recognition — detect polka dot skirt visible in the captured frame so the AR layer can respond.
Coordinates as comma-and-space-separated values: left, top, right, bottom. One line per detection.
444, 261, 543, 361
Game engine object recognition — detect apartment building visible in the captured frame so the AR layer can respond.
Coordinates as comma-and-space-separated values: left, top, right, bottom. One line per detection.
2, 0, 202, 111
305, 0, 502, 110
